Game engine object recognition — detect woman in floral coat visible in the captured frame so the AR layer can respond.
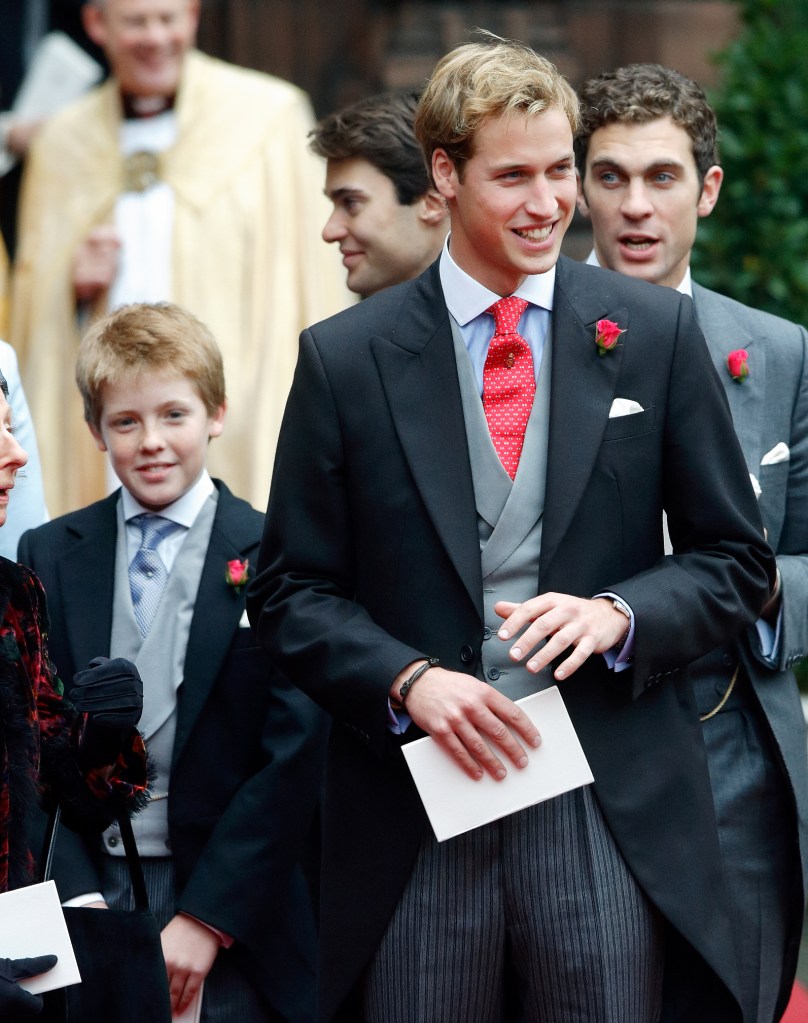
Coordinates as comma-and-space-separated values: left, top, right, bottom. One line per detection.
0, 369, 147, 1017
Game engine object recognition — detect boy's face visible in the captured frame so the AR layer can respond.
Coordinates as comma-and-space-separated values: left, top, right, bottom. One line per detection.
322, 157, 444, 298
432, 107, 576, 296
0, 391, 28, 530
577, 116, 722, 288
90, 371, 224, 512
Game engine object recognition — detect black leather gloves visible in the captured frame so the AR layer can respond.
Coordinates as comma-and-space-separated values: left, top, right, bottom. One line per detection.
69, 657, 144, 769
0, 955, 57, 1018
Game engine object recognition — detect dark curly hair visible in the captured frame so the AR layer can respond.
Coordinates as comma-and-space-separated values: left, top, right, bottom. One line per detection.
575, 63, 719, 187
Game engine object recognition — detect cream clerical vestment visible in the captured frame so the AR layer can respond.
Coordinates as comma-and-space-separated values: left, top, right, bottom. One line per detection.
11, 50, 351, 516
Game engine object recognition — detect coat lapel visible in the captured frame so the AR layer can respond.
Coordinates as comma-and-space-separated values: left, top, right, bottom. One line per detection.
172, 483, 259, 763
371, 265, 483, 618
57, 494, 119, 668
692, 283, 764, 469
540, 258, 628, 577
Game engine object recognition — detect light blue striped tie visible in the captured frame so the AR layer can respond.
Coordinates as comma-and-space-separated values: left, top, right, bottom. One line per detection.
128, 514, 181, 637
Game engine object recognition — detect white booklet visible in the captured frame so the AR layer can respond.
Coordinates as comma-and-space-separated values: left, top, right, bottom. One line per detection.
0, 880, 81, 994
402, 686, 594, 842
0, 32, 103, 174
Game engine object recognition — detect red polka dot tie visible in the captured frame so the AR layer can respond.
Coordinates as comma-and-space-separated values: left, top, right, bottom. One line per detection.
483, 296, 535, 479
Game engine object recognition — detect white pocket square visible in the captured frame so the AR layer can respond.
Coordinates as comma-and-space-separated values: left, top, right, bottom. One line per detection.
761, 442, 790, 466
609, 398, 644, 418
239, 609, 251, 628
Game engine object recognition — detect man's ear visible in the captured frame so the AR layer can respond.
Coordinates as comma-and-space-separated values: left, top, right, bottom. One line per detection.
697, 165, 723, 219
576, 173, 592, 220
82, 3, 108, 49
417, 189, 449, 227
432, 149, 458, 201
88, 422, 108, 453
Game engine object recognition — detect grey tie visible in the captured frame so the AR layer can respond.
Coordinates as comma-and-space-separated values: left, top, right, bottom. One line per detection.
128, 514, 182, 636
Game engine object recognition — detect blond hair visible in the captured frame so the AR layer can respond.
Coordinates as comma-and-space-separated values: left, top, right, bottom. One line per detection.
76, 302, 225, 428
414, 33, 580, 180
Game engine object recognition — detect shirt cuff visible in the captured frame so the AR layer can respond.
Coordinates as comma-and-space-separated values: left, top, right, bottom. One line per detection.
595, 592, 635, 672
754, 606, 783, 665
62, 891, 105, 907
387, 699, 412, 735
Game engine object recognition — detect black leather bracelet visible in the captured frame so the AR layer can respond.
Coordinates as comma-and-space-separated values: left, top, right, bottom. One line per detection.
399, 657, 440, 704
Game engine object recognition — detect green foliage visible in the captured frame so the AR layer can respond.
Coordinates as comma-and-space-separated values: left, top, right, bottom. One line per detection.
691, 0, 808, 327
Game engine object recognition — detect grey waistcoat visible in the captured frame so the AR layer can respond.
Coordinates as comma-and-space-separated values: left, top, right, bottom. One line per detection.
451, 318, 555, 701
101, 491, 218, 858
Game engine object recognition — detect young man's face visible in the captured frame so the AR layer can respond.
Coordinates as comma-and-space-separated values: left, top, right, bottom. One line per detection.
0, 391, 28, 530
432, 107, 577, 296
83, 0, 199, 99
577, 115, 722, 288
90, 371, 224, 512
322, 157, 445, 298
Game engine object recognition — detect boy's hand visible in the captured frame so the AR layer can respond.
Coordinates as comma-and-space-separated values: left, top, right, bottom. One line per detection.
161, 914, 219, 1017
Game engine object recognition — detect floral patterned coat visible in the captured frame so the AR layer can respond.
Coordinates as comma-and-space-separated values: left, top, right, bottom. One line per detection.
0, 558, 146, 892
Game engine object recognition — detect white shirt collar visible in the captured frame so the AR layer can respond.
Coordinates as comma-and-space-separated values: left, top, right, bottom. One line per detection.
585, 248, 692, 296
122, 470, 215, 528
439, 234, 556, 326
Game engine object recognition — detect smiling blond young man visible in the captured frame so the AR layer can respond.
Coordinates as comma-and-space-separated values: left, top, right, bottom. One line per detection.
311, 92, 448, 298
11, 0, 347, 518
249, 37, 774, 1023
575, 63, 808, 1023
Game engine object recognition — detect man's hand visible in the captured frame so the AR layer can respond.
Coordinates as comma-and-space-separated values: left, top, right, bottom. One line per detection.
495, 594, 629, 680
72, 225, 120, 303
392, 664, 541, 781
161, 914, 219, 1017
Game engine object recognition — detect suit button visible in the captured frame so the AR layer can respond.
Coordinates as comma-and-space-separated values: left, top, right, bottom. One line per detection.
482, 627, 492, 640
487, 667, 501, 681
460, 645, 474, 663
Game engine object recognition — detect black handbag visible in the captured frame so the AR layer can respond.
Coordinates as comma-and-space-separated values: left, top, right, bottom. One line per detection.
38, 806, 172, 1023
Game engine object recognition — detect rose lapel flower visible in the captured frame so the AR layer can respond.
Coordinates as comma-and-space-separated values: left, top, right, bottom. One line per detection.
225, 558, 249, 593
595, 318, 625, 357
727, 348, 750, 383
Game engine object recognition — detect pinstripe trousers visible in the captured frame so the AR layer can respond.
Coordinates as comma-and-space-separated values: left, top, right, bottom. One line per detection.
362, 785, 664, 1023
102, 856, 272, 1023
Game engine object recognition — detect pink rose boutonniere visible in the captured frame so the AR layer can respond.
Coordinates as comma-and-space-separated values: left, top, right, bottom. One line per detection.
225, 558, 249, 593
727, 348, 750, 383
595, 318, 625, 357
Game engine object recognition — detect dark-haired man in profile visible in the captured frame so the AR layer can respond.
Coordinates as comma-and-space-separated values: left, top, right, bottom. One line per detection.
576, 62, 808, 1023
310, 92, 448, 298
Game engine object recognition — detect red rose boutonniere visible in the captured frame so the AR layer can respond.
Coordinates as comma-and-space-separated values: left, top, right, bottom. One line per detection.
727, 348, 750, 383
595, 318, 625, 357
225, 558, 249, 593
